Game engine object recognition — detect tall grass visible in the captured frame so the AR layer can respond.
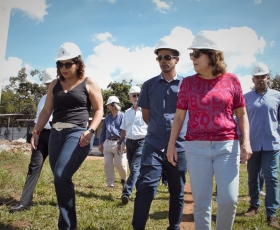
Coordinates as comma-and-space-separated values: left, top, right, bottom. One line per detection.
0, 149, 279, 229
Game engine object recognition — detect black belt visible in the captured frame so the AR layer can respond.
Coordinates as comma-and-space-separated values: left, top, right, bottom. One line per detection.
126, 138, 145, 142
107, 137, 118, 141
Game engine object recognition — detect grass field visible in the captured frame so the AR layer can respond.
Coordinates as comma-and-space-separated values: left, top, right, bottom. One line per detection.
0, 149, 279, 230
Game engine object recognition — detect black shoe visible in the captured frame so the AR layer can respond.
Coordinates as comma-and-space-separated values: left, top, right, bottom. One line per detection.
9, 204, 30, 213
121, 195, 129, 205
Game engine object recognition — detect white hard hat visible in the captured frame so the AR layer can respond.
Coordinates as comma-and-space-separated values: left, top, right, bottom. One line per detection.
251, 62, 270, 76
43, 68, 57, 84
106, 96, 120, 105
188, 31, 221, 51
55, 42, 82, 61
154, 37, 180, 56
128, 86, 141, 95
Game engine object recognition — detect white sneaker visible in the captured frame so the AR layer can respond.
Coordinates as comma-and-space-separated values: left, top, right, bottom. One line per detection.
107, 184, 115, 188
260, 191, 266, 196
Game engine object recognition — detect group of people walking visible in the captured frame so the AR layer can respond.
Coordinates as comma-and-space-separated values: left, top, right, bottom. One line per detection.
9, 30, 280, 230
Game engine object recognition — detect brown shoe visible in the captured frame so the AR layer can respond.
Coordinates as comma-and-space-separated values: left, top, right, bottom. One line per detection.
267, 216, 280, 229
244, 206, 258, 217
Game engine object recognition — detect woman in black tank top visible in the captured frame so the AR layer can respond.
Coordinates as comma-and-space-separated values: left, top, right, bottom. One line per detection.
30, 42, 103, 230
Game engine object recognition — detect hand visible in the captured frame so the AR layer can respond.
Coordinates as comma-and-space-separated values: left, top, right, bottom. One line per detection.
166, 144, 178, 167
116, 143, 121, 155
98, 143, 104, 153
30, 134, 39, 150
123, 145, 127, 154
240, 142, 253, 164
79, 130, 93, 147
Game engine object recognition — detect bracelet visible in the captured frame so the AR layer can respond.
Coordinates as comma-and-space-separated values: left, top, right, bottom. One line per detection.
117, 141, 122, 145
32, 130, 40, 135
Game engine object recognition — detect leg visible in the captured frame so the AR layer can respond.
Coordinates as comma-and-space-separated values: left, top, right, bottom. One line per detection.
132, 142, 163, 230
259, 168, 264, 192
49, 127, 92, 230
103, 140, 115, 186
165, 151, 187, 230
247, 151, 262, 209
122, 139, 144, 197
214, 140, 240, 230
185, 141, 214, 230
262, 150, 280, 217
113, 141, 127, 181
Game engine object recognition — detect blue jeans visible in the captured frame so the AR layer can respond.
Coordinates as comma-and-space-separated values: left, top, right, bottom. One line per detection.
122, 138, 144, 197
185, 140, 240, 230
247, 150, 280, 217
49, 126, 93, 230
132, 142, 187, 230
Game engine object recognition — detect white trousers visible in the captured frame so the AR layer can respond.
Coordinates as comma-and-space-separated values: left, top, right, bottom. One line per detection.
103, 139, 127, 186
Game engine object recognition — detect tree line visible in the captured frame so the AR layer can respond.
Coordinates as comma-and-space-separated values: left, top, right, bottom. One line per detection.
0, 68, 279, 128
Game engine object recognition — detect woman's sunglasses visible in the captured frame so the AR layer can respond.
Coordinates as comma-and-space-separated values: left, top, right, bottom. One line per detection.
56, 61, 76, 69
189, 50, 210, 59
131, 94, 140, 98
156, 55, 177, 62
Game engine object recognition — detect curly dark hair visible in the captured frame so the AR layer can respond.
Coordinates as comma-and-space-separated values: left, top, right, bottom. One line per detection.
199, 49, 227, 77
56, 55, 85, 81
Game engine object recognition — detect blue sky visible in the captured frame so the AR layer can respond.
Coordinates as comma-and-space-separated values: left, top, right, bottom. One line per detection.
3, 0, 280, 93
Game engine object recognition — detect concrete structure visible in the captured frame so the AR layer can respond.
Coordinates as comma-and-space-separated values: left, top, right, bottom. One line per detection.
0, 1, 11, 103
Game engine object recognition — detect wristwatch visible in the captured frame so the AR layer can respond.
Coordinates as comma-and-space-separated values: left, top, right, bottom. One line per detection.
88, 128, 95, 134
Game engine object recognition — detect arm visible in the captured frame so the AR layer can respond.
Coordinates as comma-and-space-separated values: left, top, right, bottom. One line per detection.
166, 109, 186, 166
235, 107, 252, 164
142, 108, 150, 125
117, 129, 126, 155
80, 78, 104, 147
31, 80, 55, 150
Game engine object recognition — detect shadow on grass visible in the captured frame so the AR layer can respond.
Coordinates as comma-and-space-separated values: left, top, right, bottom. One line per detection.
0, 196, 18, 206
75, 190, 115, 201
0, 223, 20, 229
149, 210, 169, 220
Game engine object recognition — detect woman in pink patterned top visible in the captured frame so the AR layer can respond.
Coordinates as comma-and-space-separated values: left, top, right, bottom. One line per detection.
166, 31, 252, 230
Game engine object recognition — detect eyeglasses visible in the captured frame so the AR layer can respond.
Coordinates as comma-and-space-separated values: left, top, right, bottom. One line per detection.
156, 55, 177, 62
189, 50, 203, 59
131, 94, 139, 98
56, 61, 76, 69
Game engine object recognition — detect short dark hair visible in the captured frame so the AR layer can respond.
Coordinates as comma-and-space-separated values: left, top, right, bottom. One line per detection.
200, 49, 227, 77
57, 55, 85, 81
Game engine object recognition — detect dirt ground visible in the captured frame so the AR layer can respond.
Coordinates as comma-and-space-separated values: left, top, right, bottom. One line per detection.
0, 139, 195, 229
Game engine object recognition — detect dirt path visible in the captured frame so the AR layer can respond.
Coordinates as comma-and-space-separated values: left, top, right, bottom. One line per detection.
87, 154, 195, 229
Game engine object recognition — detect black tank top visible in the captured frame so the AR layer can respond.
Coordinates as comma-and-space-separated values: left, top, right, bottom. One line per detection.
52, 78, 91, 127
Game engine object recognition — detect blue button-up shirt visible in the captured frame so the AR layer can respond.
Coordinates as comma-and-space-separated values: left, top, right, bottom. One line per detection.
99, 111, 124, 143
137, 74, 187, 152
245, 88, 280, 151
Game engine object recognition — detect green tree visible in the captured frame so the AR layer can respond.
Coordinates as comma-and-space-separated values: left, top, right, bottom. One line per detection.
0, 68, 45, 127
270, 74, 280, 91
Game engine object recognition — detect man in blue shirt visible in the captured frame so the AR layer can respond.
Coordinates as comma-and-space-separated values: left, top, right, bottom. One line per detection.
244, 62, 280, 229
132, 37, 187, 230
98, 96, 127, 188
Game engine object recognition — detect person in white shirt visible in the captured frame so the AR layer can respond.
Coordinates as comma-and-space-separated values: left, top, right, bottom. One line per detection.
117, 86, 148, 204
9, 68, 56, 212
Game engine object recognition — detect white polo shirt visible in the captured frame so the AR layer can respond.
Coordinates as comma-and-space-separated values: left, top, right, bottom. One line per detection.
120, 106, 147, 140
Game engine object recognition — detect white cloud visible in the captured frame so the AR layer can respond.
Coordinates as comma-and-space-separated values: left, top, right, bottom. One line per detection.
269, 41, 275, 47
207, 26, 266, 73
92, 32, 114, 42
238, 75, 254, 94
152, 0, 172, 13
2, 57, 23, 87
254, 0, 262, 4
9, 0, 49, 22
